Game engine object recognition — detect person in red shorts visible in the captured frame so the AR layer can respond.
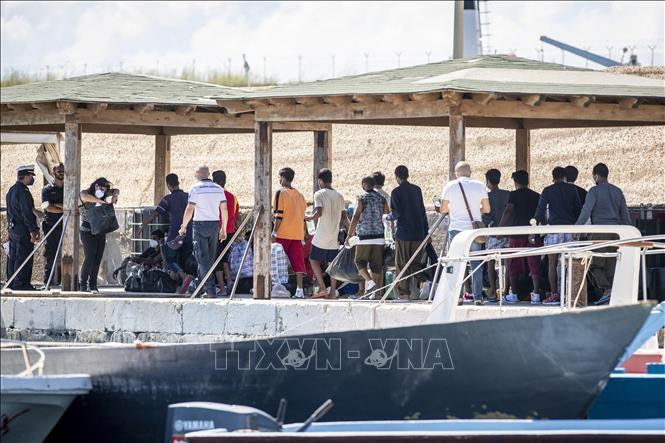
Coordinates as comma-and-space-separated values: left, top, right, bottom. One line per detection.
272, 167, 307, 299
213, 170, 240, 296
498, 170, 542, 304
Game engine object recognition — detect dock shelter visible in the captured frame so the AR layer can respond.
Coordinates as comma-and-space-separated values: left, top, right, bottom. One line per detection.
2, 55, 664, 297
0, 73, 331, 291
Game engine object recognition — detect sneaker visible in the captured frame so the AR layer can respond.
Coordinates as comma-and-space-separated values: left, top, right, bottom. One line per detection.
530, 292, 541, 304
593, 294, 611, 305
474, 299, 485, 306
462, 292, 474, 303
292, 288, 305, 299
366, 280, 377, 293
543, 293, 561, 305
504, 292, 519, 304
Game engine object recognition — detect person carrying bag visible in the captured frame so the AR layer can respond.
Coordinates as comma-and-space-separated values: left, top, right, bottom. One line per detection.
458, 182, 487, 244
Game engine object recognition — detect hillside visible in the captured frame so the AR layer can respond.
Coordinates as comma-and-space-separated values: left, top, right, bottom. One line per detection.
1, 124, 664, 209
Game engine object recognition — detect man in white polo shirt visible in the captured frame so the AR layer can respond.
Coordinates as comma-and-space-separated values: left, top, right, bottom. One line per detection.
439, 161, 490, 305
179, 165, 228, 297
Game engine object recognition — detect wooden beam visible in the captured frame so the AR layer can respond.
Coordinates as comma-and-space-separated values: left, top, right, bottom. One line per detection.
471, 93, 497, 105
174, 105, 196, 116
294, 96, 323, 106
1, 109, 65, 127
268, 97, 296, 107
570, 96, 593, 108
353, 95, 383, 105
442, 91, 464, 107
72, 108, 256, 128
87, 103, 108, 115
154, 135, 171, 204
520, 94, 542, 107
448, 113, 465, 180
381, 94, 408, 104
245, 99, 270, 108
515, 128, 531, 174
30, 102, 57, 112
619, 97, 639, 109
254, 99, 449, 122
56, 101, 77, 115
460, 99, 664, 122
254, 122, 272, 300
61, 119, 81, 291
408, 92, 442, 102
134, 103, 155, 114
313, 129, 332, 195
322, 96, 353, 106
215, 99, 254, 114
521, 119, 661, 129
6, 103, 33, 112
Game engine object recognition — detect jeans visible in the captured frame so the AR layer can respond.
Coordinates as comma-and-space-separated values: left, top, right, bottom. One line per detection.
449, 230, 483, 301
80, 230, 106, 289
193, 221, 220, 296
164, 240, 193, 274
7, 224, 34, 290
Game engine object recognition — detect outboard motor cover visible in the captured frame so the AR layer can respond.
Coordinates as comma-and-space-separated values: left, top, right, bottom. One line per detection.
164, 402, 280, 442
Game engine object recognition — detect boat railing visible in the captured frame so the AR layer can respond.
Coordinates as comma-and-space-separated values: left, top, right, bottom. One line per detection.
426, 225, 664, 324
0, 339, 45, 376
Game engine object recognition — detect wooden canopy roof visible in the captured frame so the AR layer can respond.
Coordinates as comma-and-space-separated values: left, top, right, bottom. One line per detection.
211, 55, 665, 129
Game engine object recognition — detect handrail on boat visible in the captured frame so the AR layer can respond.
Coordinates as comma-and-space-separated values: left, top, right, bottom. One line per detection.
0, 339, 45, 376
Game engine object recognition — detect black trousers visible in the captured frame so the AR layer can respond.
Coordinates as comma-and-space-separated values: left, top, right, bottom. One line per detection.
80, 230, 106, 289
43, 215, 63, 284
8, 224, 34, 290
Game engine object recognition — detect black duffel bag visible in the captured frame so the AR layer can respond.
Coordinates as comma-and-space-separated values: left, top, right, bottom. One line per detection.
86, 203, 120, 236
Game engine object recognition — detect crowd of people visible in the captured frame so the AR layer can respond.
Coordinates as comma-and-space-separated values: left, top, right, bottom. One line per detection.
5, 159, 630, 305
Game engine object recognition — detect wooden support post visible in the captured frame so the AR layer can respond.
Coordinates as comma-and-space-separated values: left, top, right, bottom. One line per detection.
154, 134, 171, 204
61, 119, 81, 291
448, 112, 465, 180
515, 128, 531, 173
254, 122, 273, 299
313, 130, 332, 195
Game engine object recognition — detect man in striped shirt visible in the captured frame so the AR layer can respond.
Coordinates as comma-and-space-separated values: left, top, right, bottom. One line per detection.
179, 165, 228, 298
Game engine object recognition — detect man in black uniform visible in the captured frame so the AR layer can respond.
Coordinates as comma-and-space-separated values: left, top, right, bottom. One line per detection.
41, 163, 65, 285
6, 165, 41, 290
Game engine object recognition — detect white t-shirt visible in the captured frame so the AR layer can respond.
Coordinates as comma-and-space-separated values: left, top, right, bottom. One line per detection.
188, 179, 226, 222
442, 177, 488, 232
312, 187, 346, 250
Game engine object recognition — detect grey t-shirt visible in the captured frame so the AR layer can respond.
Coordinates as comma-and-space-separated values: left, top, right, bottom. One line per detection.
576, 182, 631, 225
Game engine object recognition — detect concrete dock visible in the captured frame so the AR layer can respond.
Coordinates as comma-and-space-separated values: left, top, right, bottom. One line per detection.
1, 291, 561, 343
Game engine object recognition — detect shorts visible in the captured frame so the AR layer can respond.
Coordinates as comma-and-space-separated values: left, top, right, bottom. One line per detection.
544, 233, 573, 247
355, 244, 384, 274
310, 244, 339, 264
276, 238, 306, 274
508, 238, 542, 278
486, 236, 509, 250
214, 235, 233, 271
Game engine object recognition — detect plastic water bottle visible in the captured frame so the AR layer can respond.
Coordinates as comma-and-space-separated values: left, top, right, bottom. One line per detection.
383, 214, 393, 243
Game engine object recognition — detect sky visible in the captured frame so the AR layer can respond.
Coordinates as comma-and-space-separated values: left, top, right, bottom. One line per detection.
1, 1, 663, 83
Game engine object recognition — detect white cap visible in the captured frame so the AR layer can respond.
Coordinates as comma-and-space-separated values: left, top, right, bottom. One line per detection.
16, 164, 36, 175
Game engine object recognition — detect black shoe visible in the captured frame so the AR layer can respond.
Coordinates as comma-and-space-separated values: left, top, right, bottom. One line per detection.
474, 299, 485, 306
89, 286, 100, 294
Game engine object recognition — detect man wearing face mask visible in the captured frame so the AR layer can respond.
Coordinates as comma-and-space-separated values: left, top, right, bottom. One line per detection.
6, 165, 40, 290
41, 163, 65, 285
